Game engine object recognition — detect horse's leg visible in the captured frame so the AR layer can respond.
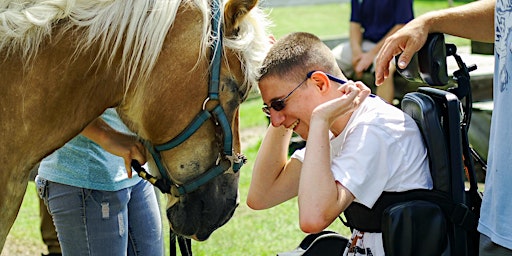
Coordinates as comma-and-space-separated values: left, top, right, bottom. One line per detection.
0, 170, 29, 251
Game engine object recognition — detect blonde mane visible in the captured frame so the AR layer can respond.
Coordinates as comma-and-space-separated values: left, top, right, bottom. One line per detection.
0, 0, 270, 91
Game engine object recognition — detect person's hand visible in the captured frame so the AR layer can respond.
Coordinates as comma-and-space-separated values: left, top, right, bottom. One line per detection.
82, 118, 146, 178
375, 18, 430, 85
354, 52, 375, 77
96, 132, 146, 179
312, 81, 371, 125
351, 50, 363, 78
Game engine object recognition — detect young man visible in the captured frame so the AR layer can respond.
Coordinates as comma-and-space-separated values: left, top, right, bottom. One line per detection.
247, 32, 432, 255
375, 0, 512, 254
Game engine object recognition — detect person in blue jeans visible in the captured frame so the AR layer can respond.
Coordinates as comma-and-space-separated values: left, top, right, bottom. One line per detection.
36, 108, 163, 256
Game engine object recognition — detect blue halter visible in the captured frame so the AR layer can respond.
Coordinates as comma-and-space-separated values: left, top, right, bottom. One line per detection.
134, 0, 246, 197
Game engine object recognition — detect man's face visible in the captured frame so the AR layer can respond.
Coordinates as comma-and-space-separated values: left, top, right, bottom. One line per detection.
258, 75, 319, 139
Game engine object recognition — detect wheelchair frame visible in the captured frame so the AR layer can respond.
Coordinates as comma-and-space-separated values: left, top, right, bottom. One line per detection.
395, 33, 484, 256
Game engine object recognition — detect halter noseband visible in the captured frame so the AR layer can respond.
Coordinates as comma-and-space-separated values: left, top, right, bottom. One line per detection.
133, 0, 246, 197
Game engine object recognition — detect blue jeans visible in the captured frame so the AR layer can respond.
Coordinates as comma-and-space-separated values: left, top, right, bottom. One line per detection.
480, 233, 512, 256
36, 176, 163, 256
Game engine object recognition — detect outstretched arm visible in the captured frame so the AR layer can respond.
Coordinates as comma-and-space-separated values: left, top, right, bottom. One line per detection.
375, 0, 495, 85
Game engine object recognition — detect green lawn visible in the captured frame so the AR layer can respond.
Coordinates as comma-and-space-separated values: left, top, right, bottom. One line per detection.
2, 1, 475, 255
266, 0, 472, 46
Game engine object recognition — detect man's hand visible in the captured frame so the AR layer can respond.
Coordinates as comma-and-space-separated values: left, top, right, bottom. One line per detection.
312, 81, 371, 125
375, 18, 430, 85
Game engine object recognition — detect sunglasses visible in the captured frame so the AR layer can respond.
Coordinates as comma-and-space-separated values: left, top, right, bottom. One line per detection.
262, 71, 347, 117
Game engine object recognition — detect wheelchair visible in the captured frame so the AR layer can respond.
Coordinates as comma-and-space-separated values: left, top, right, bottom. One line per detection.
382, 33, 484, 256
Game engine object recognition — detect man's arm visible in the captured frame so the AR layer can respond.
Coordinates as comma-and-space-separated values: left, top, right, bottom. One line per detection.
375, 0, 495, 85
247, 125, 302, 210
298, 77, 369, 234
349, 22, 364, 63
298, 114, 355, 234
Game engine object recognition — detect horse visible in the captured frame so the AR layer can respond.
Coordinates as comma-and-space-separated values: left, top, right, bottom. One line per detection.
0, 0, 271, 250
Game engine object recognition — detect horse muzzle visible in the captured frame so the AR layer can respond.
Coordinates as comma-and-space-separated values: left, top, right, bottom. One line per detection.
166, 172, 239, 241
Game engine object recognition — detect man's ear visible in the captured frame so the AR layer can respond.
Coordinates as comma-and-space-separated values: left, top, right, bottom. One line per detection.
309, 71, 331, 92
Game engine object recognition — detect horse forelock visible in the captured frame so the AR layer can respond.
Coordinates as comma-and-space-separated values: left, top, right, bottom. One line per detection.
222, 3, 271, 94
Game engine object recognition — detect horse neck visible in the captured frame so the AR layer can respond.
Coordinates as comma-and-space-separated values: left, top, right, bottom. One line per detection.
0, 37, 125, 173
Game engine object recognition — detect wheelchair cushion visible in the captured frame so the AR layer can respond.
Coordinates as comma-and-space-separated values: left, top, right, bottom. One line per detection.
382, 200, 448, 256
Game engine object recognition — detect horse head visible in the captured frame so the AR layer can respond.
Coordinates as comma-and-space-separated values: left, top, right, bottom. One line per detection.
118, 0, 270, 240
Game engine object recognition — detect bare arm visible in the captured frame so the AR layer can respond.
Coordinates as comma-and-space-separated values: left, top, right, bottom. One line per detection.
349, 22, 364, 61
247, 125, 302, 210
298, 78, 370, 233
81, 117, 146, 178
424, 0, 495, 42
298, 115, 354, 233
375, 0, 495, 85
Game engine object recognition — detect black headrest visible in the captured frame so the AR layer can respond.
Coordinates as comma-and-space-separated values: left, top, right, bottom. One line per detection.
396, 33, 449, 86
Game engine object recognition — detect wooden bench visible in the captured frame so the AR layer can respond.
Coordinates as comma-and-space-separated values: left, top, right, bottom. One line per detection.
324, 40, 494, 104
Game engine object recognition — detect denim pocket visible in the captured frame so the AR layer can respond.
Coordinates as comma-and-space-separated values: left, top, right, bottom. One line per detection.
35, 175, 48, 204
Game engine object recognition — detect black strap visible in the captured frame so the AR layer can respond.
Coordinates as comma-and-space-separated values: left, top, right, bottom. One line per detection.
170, 231, 177, 255
342, 189, 478, 232
170, 230, 193, 256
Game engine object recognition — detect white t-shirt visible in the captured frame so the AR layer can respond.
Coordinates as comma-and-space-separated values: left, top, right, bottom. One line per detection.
292, 96, 432, 255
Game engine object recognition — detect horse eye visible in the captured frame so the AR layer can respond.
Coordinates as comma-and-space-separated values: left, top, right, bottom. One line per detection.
233, 27, 240, 37
226, 27, 240, 39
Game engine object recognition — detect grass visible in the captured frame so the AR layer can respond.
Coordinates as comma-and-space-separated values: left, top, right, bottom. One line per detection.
1, 183, 47, 256
265, 0, 473, 46
2, 1, 476, 255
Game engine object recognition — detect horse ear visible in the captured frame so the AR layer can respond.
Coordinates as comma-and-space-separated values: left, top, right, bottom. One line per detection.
223, 0, 258, 37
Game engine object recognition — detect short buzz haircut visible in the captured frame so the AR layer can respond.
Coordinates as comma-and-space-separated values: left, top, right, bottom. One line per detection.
258, 32, 341, 83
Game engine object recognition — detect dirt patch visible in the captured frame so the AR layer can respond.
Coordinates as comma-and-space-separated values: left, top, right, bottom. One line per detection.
240, 125, 267, 151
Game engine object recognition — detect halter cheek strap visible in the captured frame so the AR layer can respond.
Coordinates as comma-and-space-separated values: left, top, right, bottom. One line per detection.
133, 0, 246, 197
